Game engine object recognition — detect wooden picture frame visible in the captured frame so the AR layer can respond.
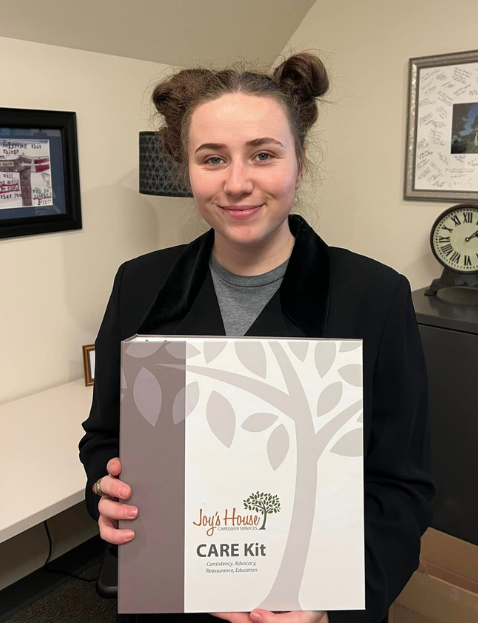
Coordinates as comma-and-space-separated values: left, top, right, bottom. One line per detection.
82, 344, 95, 386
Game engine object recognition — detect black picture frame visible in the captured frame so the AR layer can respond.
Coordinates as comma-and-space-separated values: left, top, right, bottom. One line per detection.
0, 108, 82, 239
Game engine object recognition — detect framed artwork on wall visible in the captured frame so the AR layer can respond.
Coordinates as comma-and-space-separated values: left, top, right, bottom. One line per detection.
82, 344, 95, 386
0, 108, 82, 239
405, 49, 478, 202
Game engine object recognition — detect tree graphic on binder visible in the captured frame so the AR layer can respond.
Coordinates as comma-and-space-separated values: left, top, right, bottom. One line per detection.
244, 492, 281, 530
123, 338, 362, 610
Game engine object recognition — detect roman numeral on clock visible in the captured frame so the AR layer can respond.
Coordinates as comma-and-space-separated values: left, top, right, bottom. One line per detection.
442, 225, 453, 233
441, 243, 453, 256
463, 212, 473, 223
450, 251, 461, 263
450, 215, 461, 227
464, 255, 472, 266
438, 236, 450, 243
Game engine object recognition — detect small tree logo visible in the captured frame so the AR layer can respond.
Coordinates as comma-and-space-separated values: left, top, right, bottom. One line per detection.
244, 491, 281, 530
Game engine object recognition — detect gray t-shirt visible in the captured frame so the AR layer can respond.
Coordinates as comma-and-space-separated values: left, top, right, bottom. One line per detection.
209, 253, 289, 336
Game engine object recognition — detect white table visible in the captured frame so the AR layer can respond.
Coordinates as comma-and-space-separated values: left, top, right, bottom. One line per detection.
0, 379, 93, 544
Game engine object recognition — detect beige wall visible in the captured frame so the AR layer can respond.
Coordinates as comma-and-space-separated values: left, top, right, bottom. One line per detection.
0, 36, 203, 590
282, 0, 478, 290
0, 36, 201, 408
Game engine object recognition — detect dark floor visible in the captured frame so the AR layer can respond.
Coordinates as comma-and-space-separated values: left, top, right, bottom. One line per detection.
1, 561, 117, 622
0, 536, 117, 623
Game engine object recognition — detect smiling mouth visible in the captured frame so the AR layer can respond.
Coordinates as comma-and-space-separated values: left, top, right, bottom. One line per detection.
219, 205, 263, 210
219, 205, 264, 219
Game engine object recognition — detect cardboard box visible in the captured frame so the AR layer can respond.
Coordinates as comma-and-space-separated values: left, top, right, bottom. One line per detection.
388, 529, 478, 622
118, 335, 365, 614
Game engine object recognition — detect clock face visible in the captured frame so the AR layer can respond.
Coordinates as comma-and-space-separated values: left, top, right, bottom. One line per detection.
431, 204, 478, 274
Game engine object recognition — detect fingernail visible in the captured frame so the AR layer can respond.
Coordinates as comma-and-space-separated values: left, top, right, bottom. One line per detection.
125, 531, 135, 541
250, 612, 262, 622
120, 486, 130, 498
127, 507, 138, 518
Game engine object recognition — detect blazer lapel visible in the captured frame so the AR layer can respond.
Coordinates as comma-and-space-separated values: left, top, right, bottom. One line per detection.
280, 215, 331, 338
245, 289, 304, 337
136, 226, 216, 335
136, 214, 331, 339
174, 271, 226, 336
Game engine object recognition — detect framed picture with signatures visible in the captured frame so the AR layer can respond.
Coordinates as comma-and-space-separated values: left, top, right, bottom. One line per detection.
0, 108, 81, 239
405, 49, 478, 201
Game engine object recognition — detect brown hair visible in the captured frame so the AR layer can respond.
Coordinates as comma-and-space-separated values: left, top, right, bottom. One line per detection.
151, 52, 330, 204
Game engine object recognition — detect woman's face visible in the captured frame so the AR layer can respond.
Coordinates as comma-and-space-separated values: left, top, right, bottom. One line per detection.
188, 93, 303, 250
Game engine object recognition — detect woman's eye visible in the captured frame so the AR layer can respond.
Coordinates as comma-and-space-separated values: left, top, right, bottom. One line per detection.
255, 152, 273, 162
204, 152, 274, 165
205, 156, 223, 165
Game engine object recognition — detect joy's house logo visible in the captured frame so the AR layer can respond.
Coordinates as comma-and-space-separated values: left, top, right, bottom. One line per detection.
193, 492, 281, 536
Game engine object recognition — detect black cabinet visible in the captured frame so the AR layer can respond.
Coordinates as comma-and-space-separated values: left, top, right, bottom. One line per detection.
412, 287, 478, 546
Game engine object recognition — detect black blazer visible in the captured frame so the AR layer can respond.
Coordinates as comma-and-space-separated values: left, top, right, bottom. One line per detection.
79, 214, 435, 623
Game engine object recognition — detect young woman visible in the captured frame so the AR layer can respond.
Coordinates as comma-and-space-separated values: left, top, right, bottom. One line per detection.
79, 53, 435, 623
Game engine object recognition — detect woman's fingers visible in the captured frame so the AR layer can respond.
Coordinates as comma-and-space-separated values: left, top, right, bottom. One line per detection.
98, 495, 138, 521
98, 474, 131, 500
249, 611, 327, 623
101, 457, 131, 499
96, 458, 136, 545
209, 614, 252, 623
210, 612, 327, 623
98, 508, 135, 545
107, 457, 122, 477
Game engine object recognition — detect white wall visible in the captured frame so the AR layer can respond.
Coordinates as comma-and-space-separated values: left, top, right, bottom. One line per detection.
282, 0, 478, 289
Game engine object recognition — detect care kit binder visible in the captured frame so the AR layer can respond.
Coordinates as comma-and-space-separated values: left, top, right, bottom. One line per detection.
118, 335, 365, 614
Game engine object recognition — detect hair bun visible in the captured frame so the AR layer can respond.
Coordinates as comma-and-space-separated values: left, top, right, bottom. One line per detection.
273, 53, 329, 100
152, 69, 214, 161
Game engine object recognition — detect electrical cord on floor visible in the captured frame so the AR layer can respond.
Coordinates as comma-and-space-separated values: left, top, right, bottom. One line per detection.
43, 520, 98, 583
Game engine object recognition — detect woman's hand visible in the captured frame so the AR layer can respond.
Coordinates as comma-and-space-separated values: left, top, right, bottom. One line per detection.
210, 610, 329, 623
96, 457, 137, 545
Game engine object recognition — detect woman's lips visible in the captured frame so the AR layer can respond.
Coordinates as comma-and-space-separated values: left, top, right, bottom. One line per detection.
220, 205, 264, 219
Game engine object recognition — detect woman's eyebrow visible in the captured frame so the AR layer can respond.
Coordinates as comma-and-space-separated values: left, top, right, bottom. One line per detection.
195, 137, 285, 155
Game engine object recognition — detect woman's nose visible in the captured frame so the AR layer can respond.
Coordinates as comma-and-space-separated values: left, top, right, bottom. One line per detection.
223, 161, 254, 195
